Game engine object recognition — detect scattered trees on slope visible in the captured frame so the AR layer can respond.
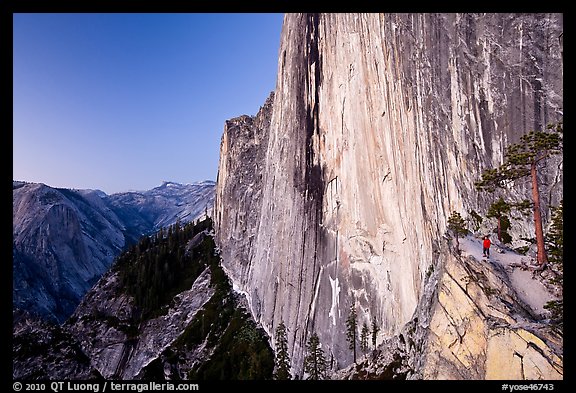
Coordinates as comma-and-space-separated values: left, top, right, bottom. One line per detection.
113, 217, 275, 380
116, 218, 214, 320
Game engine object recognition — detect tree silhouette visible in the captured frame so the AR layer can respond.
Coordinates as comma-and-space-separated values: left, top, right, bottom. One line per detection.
546, 201, 563, 278
303, 332, 327, 380
486, 197, 512, 243
360, 322, 369, 353
447, 211, 468, 253
371, 317, 379, 350
273, 321, 291, 380
345, 302, 358, 363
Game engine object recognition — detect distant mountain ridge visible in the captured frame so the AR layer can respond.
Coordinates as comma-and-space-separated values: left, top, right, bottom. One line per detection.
107, 180, 216, 232
13, 180, 215, 323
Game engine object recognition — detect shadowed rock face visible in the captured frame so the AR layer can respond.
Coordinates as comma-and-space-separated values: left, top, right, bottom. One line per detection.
215, 13, 562, 377
64, 266, 215, 379
13, 309, 102, 380
13, 183, 127, 323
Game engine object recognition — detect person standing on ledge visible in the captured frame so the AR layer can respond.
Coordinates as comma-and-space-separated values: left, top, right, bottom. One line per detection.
482, 236, 491, 258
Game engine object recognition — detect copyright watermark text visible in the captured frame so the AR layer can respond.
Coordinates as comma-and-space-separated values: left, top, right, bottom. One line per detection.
13, 382, 199, 392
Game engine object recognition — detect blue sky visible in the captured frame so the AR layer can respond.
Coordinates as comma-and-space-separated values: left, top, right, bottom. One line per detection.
13, 13, 284, 194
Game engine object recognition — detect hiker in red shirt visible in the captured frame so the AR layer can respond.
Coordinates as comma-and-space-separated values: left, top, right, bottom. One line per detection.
482, 236, 491, 258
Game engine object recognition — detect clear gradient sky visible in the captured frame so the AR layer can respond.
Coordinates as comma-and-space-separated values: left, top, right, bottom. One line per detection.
13, 13, 284, 194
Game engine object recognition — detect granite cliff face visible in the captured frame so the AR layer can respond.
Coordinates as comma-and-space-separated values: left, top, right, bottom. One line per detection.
13, 182, 128, 323
214, 13, 563, 378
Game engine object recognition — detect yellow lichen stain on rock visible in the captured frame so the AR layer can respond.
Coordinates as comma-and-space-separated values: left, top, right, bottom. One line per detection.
485, 331, 524, 380
422, 262, 489, 379
421, 253, 562, 380
486, 328, 563, 380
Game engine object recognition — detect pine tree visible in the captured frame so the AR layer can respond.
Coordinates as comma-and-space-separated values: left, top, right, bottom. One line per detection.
371, 317, 379, 350
468, 209, 483, 232
447, 211, 468, 253
345, 302, 358, 363
360, 322, 369, 353
499, 216, 513, 244
476, 122, 562, 268
486, 197, 512, 243
303, 332, 327, 380
273, 321, 291, 380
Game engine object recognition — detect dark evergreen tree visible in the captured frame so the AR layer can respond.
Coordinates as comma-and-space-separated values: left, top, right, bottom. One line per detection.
486, 197, 512, 243
345, 302, 358, 363
499, 216, 513, 244
273, 321, 291, 380
360, 322, 369, 353
447, 211, 468, 253
476, 122, 563, 268
468, 209, 483, 232
303, 332, 327, 380
371, 317, 379, 350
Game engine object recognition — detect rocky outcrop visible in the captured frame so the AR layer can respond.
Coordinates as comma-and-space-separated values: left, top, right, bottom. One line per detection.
12, 309, 102, 380
13, 180, 215, 323
214, 93, 273, 284
214, 13, 563, 378
334, 237, 563, 380
415, 240, 562, 379
66, 267, 214, 379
